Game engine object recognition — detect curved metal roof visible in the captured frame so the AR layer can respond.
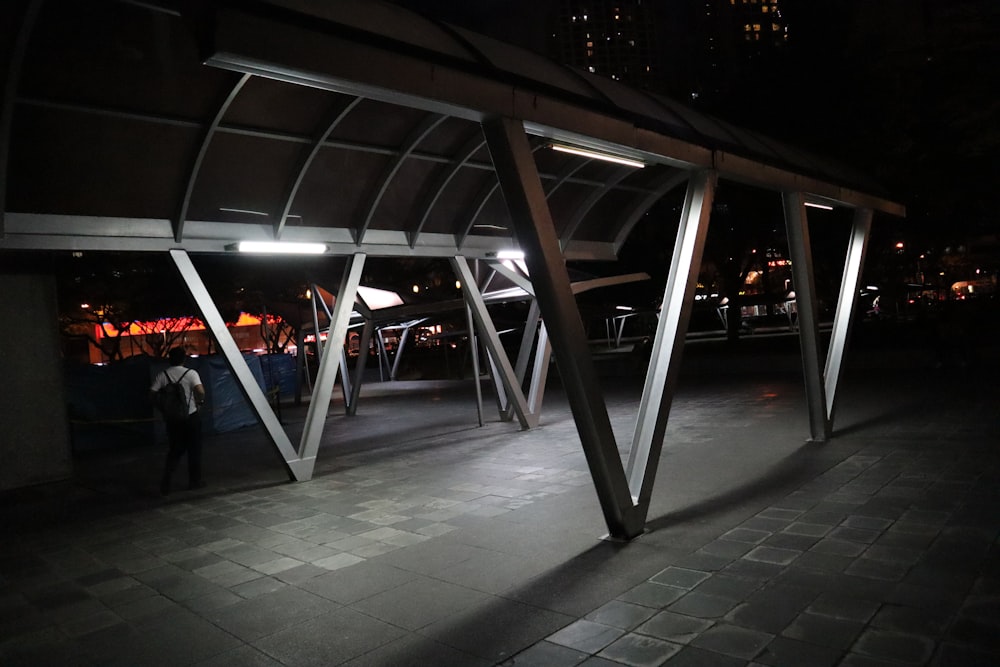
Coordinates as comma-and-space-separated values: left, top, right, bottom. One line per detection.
1, 0, 903, 261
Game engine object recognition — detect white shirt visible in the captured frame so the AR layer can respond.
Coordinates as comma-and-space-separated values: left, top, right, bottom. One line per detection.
150, 365, 204, 416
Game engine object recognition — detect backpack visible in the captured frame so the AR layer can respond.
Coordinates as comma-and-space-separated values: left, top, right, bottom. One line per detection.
154, 369, 191, 422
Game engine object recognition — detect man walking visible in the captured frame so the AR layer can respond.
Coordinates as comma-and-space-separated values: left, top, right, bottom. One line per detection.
150, 346, 206, 494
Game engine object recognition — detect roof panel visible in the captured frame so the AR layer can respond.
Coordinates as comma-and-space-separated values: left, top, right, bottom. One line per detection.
22, 0, 231, 120
294, 147, 389, 230
329, 99, 429, 150
189, 133, 303, 223
368, 160, 440, 232
9, 106, 196, 219
421, 168, 497, 236
225, 77, 347, 136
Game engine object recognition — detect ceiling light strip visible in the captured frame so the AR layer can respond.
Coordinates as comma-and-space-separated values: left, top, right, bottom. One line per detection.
550, 143, 645, 169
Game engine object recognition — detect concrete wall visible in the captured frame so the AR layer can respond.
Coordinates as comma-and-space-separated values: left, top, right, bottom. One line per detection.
0, 274, 73, 491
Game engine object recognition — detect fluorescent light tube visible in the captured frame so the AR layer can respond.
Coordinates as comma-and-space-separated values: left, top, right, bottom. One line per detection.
550, 143, 645, 168
234, 241, 327, 254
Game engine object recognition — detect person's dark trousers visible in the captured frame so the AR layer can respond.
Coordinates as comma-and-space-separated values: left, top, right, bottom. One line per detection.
161, 412, 203, 494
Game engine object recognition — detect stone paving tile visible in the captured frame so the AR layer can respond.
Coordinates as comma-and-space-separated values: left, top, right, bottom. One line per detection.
548, 619, 626, 654
668, 592, 741, 619
662, 645, 746, 666
743, 545, 801, 566
691, 573, 762, 602
754, 635, 843, 667
782, 610, 865, 650
598, 632, 682, 667
688, 623, 773, 660
616, 582, 686, 609
635, 610, 714, 644
499, 640, 588, 667
650, 567, 711, 591
805, 593, 881, 623
851, 628, 937, 664
585, 600, 658, 630
725, 584, 818, 634
720, 528, 771, 544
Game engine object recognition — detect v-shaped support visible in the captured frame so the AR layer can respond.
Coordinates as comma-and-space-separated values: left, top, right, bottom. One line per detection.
482, 117, 716, 539
783, 194, 872, 440
171, 249, 365, 482
452, 256, 533, 428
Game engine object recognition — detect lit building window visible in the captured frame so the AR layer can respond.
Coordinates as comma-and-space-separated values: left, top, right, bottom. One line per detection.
762, 5, 768, 12
753, 23, 761, 31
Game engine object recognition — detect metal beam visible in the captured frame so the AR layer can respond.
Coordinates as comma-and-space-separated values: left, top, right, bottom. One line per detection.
482, 116, 640, 539
298, 254, 366, 468
356, 113, 447, 244
451, 256, 531, 428
612, 171, 690, 252
168, 249, 308, 480
560, 166, 633, 246
783, 192, 830, 441
465, 303, 484, 427
409, 130, 487, 248
175, 74, 251, 243
0, 0, 42, 236
346, 319, 373, 416
625, 171, 716, 507
275, 96, 364, 238
825, 207, 872, 427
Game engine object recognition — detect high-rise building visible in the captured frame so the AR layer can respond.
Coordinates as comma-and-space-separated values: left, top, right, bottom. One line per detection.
548, 1, 661, 91
546, 0, 791, 105
689, 0, 790, 106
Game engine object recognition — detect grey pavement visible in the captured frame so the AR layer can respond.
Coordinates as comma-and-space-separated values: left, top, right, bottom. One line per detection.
2, 332, 999, 666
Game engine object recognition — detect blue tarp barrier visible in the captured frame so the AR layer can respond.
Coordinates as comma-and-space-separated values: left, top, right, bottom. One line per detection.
66, 353, 297, 450
259, 353, 298, 398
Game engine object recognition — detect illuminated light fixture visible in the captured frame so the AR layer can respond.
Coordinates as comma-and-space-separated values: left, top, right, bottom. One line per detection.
228, 241, 327, 254
495, 250, 525, 260
549, 143, 645, 168
803, 202, 833, 210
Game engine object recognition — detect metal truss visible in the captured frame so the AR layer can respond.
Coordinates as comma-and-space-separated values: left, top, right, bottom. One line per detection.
783, 195, 873, 440
170, 249, 366, 482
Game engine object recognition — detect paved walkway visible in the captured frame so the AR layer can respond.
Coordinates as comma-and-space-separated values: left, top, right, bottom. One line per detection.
2, 333, 999, 666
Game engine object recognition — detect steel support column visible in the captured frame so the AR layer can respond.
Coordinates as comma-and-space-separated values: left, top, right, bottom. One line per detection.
451, 256, 531, 428
298, 254, 366, 471
825, 207, 873, 428
169, 249, 308, 480
390, 326, 412, 381
311, 285, 354, 408
346, 319, 373, 416
783, 192, 830, 441
626, 171, 716, 506
482, 116, 640, 539
465, 304, 484, 427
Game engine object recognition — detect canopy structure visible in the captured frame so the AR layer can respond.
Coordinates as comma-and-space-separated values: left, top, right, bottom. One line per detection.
1, 0, 904, 539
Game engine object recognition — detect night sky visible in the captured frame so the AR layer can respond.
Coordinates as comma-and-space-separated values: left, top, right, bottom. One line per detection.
389, 0, 1000, 254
